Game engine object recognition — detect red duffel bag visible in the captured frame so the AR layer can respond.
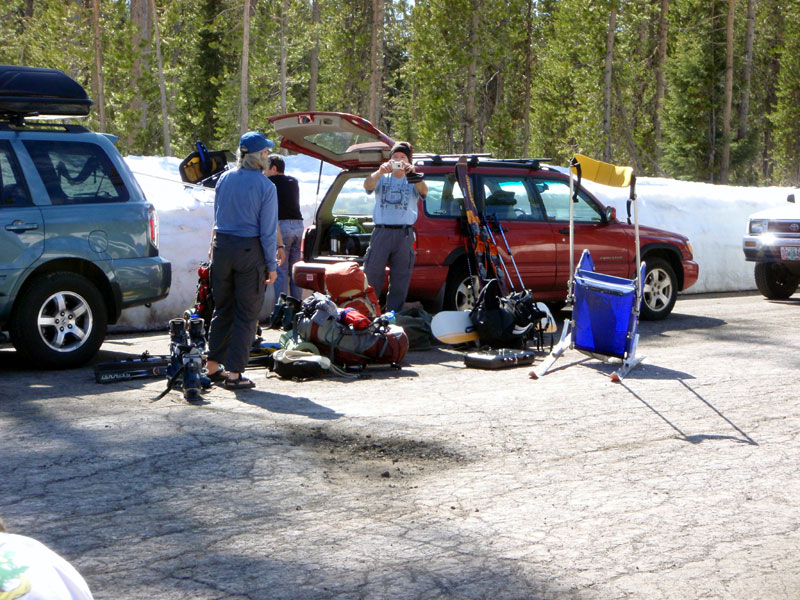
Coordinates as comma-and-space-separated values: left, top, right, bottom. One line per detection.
324, 261, 381, 318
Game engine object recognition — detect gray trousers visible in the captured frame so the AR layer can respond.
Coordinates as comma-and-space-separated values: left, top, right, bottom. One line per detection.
207, 233, 266, 373
363, 226, 416, 312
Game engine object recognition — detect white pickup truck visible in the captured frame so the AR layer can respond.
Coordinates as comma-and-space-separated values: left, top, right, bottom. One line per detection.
743, 191, 800, 299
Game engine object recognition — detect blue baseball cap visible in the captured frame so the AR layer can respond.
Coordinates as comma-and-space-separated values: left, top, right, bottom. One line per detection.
239, 131, 274, 154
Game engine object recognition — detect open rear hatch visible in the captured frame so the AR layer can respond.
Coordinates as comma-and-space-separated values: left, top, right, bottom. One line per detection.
266, 112, 395, 169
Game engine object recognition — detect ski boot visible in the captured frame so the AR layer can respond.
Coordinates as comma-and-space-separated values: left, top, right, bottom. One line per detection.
165, 317, 188, 383
183, 315, 211, 401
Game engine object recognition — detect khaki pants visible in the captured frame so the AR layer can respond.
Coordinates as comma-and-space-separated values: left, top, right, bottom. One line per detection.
363, 226, 416, 312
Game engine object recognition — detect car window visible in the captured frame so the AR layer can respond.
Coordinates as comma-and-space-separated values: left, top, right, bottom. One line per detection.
423, 174, 464, 217
23, 140, 129, 205
331, 174, 374, 215
306, 131, 376, 155
0, 142, 31, 207
481, 175, 544, 221
535, 178, 603, 223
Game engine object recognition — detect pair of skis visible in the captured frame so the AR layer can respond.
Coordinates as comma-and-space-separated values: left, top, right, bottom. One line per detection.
454, 156, 512, 298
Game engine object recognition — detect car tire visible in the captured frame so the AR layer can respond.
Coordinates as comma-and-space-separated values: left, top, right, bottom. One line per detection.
444, 262, 481, 311
641, 258, 678, 321
10, 272, 108, 369
754, 262, 799, 300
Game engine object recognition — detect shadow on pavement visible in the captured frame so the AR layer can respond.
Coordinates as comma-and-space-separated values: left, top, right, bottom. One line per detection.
616, 378, 758, 446
637, 312, 726, 338
588, 361, 695, 381
228, 388, 344, 420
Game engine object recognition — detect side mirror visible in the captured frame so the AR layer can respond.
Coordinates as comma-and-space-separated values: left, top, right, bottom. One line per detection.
788, 194, 795, 204
605, 206, 616, 223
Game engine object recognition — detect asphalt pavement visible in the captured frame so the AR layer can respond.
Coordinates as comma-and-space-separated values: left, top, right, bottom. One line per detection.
1, 291, 799, 599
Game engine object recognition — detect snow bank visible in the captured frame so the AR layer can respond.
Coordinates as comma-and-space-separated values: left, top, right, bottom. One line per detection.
117, 155, 795, 330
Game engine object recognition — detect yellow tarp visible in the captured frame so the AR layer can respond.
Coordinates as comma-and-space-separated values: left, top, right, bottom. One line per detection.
572, 153, 633, 188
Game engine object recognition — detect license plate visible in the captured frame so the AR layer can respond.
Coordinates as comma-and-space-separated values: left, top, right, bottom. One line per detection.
780, 247, 800, 260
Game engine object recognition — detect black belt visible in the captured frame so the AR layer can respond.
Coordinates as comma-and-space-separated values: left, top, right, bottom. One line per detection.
375, 224, 412, 229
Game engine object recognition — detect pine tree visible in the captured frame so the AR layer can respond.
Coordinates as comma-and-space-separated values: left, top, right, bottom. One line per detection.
768, 1, 800, 185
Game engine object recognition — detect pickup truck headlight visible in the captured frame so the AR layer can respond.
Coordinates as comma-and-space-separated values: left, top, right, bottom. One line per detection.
749, 219, 768, 234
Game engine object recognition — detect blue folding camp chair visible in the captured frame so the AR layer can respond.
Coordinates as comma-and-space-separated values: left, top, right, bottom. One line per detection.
531, 154, 644, 382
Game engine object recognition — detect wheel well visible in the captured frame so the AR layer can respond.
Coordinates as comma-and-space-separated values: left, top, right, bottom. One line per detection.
642, 248, 683, 290
12, 259, 120, 324
443, 246, 468, 268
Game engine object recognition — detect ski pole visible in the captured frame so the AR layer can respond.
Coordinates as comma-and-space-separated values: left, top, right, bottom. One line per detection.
482, 219, 515, 291
490, 215, 524, 290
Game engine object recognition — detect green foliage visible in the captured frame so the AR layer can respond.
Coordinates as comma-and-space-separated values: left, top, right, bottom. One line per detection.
1, 0, 799, 185
768, 2, 800, 185
661, 0, 725, 181
529, 0, 609, 164
0, 1, 92, 83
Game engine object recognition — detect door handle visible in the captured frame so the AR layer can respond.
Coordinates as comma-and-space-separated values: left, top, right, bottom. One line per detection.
558, 228, 569, 235
5, 220, 39, 232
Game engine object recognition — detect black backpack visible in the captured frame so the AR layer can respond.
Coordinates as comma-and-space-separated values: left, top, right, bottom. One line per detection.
269, 349, 331, 380
469, 280, 545, 348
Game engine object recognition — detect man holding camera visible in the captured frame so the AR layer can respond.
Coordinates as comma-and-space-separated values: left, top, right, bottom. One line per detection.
362, 141, 428, 312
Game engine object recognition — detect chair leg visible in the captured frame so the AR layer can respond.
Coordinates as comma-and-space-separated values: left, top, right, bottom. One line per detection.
530, 319, 573, 379
610, 333, 644, 382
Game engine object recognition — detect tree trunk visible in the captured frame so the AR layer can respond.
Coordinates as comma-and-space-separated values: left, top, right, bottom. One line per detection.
149, 0, 170, 155
654, 0, 669, 166
614, 82, 645, 174
24, 0, 34, 17
309, 0, 319, 111
91, 0, 106, 132
721, 0, 734, 184
280, 0, 288, 114
602, 5, 617, 163
464, 2, 479, 153
240, 0, 251, 135
522, 0, 533, 156
128, 0, 150, 150
738, 0, 756, 141
368, 0, 384, 125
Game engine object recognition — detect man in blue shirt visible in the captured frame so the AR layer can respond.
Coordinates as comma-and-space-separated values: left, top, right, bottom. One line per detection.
363, 141, 427, 312
205, 131, 278, 389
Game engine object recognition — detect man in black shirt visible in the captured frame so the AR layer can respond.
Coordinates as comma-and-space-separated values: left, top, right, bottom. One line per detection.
267, 154, 304, 299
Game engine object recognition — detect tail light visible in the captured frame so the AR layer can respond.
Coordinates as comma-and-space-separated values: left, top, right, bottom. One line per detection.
147, 204, 160, 250
300, 227, 308, 255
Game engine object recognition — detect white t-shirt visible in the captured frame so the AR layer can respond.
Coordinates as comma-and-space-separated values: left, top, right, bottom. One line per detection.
368, 174, 421, 226
0, 533, 94, 600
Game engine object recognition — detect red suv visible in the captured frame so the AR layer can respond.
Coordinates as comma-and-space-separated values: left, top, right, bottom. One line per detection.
267, 112, 698, 320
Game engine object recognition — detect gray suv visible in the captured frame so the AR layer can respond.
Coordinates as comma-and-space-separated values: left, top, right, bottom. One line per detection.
0, 65, 170, 368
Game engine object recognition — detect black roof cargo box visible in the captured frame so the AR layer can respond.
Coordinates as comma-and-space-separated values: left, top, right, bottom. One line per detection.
0, 65, 93, 121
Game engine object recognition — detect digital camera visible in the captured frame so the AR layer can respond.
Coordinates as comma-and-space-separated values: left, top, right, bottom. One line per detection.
391, 160, 405, 170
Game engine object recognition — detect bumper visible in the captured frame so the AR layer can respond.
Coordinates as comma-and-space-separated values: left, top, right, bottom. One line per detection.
743, 234, 800, 262
293, 260, 447, 302
292, 260, 328, 293
116, 256, 172, 308
681, 260, 699, 291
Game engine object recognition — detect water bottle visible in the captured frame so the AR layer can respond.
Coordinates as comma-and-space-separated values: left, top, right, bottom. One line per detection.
384, 310, 396, 324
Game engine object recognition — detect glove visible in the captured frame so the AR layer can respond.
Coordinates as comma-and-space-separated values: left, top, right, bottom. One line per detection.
406, 172, 424, 184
